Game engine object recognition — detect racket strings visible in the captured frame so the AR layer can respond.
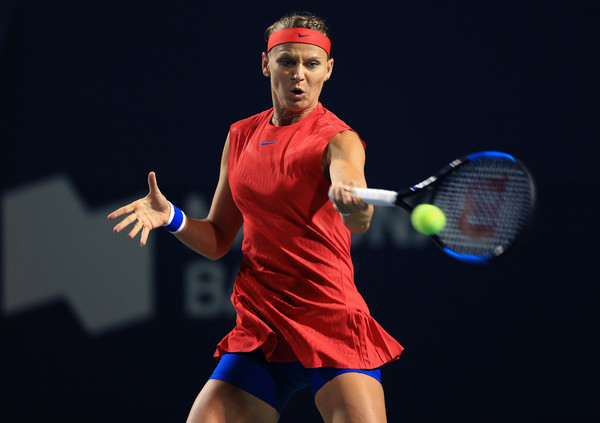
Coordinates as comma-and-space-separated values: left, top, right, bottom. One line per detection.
432, 159, 533, 258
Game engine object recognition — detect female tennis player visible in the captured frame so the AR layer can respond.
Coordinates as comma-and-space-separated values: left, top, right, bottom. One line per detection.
109, 12, 403, 423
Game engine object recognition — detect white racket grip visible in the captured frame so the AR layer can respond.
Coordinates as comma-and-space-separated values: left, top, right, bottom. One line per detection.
351, 188, 398, 207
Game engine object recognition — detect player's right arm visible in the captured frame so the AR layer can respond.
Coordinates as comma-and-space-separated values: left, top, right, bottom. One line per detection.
173, 133, 243, 260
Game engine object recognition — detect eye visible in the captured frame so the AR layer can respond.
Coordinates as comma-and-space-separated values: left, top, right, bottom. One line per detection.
279, 58, 295, 67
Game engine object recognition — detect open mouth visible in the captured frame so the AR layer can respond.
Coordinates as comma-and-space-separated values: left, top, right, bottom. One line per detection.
292, 88, 304, 95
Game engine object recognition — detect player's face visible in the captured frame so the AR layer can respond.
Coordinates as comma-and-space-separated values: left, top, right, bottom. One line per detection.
263, 43, 333, 120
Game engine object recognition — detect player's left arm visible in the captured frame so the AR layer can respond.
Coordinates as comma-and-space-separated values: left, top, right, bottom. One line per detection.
325, 130, 374, 233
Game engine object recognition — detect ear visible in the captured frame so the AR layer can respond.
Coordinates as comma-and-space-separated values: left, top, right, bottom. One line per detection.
261, 52, 270, 77
324, 57, 334, 82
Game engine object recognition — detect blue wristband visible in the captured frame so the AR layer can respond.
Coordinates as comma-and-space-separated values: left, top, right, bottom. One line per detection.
163, 202, 186, 233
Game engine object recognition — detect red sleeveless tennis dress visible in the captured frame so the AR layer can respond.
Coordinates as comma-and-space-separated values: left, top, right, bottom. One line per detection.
214, 103, 403, 369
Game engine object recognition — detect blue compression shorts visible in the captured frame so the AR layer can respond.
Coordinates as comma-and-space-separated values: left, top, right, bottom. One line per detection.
209, 349, 382, 412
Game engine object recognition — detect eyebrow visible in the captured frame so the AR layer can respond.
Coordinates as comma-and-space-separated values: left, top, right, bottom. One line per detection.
277, 52, 323, 62
273, 46, 326, 60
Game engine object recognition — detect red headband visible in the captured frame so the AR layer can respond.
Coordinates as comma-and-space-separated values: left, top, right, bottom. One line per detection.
267, 28, 331, 56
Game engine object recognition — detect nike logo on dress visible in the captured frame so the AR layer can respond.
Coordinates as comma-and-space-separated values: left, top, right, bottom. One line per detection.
260, 139, 279, 145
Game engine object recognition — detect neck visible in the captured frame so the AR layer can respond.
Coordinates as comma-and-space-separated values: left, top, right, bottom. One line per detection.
271, 104, 317, 126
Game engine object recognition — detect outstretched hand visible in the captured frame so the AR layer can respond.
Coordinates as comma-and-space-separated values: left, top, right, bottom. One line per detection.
108, 171, 171, 246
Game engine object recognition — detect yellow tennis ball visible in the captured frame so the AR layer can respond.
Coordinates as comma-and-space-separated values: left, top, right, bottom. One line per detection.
410, 204, 447, 235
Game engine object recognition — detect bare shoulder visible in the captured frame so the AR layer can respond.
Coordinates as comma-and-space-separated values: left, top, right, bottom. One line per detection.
322, 131, 366, 178
328, 131, 366, 164
329, 130, 363, 149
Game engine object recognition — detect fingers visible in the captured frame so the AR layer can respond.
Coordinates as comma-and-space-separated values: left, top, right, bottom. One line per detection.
107, 204, 134, 221
128, 220, 144, 240
140, 226, 150, 247
108, 172, 161, 247
110, 210, 152, 247
148, 171, 160, 195
110, 206, 150, 240
329, 183, 367, 215
109, 172, 158, 222
111, 212, 138, 233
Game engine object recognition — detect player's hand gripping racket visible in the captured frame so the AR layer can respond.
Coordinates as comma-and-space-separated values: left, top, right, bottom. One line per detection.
344, 151, 536, 263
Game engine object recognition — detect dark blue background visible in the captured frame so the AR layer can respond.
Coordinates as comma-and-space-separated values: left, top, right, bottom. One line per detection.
2, 1, 597, 422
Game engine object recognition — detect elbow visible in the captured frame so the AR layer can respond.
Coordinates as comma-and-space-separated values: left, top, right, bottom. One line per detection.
202, 252, 222, 261
198, 218, 238, 260
201, 245, 229, 261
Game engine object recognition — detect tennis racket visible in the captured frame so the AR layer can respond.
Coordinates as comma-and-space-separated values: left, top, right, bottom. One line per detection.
350, 151, 536, 263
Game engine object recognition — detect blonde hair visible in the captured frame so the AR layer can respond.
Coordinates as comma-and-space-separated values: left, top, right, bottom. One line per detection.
264, 12, 330, 42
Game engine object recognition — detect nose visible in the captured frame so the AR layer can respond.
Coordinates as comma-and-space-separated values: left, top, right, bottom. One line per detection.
291, 65, 305, 81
